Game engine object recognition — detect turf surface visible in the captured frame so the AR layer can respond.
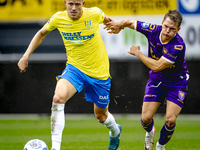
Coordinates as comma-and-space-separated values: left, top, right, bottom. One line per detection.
0, 114, 200, 150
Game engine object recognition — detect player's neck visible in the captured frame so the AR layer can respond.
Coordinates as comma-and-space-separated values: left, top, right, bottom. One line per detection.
160, 32, 171, 44
160, 31, 177, 44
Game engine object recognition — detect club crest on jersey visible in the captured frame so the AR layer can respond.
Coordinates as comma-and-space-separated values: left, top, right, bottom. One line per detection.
178, 91, 185, 101
141, 23, 150, 28
84, 20, 91, 28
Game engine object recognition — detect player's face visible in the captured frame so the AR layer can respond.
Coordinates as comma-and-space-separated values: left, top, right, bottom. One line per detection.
161, 17, 180, 42
65, 0, 85, 20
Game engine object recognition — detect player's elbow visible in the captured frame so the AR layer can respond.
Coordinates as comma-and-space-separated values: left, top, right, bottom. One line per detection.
38, 27, 49, 40
39, 30, 47, 40
151, 57, 172, 73
151, 66, 162, 73
152, 69, 161, 73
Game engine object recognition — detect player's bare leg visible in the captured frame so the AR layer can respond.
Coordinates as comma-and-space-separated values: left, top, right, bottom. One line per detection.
51, 79, 77, 150
94, 104, 121, 150
141, 102, 160, 150
156, 101, 182, 149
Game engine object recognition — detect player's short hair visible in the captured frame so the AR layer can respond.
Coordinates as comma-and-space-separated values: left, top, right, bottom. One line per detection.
163, 10, 182, 27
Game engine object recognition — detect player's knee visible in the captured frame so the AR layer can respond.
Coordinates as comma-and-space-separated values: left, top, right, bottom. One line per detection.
53, 94, 65, 104
95, 113, 107, 123
141, 115, 153, 124
165, 116, 176, 127
141, 109, 154, 123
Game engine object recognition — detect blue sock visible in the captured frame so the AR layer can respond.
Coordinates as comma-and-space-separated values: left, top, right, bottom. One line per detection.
141, 118, 154, 132
158, 123, 176, 145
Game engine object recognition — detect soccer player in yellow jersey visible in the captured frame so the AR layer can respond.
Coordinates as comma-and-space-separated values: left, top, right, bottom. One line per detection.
18, 0, 121, 150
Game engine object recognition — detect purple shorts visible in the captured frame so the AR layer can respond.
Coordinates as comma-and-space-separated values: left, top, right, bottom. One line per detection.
143, 79, 188, 107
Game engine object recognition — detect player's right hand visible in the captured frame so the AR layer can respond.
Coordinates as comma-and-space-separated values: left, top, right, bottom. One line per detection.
128, 45, 140, 56
104, 20, 123, 34
18, 56, 28, 73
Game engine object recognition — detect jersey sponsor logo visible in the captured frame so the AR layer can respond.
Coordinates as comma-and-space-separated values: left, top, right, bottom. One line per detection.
165, 53, 177, 59
178, 0, 200, 14
141, 22, 150, 28
162, 47, 177, 60
61, 31, 95, 43
98, 95, 109, 105
62, 23, 74, 29
99, 95, 109, 100
98, 101, 108, 105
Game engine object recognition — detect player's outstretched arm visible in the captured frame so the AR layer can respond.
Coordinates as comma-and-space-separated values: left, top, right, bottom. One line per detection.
103, 15, 122, 34
18, 25, 50, 73
103, 15, 112, 25
105, 19, 136, 34
18, 25, 49, 73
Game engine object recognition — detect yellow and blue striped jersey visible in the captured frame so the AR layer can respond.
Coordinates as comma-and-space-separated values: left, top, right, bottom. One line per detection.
45, 7, 110, 80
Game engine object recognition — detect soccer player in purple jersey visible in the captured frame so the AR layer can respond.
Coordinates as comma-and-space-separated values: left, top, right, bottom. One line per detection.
105, 10, 189, 150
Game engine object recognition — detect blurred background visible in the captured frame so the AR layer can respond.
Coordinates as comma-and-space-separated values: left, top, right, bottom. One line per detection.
0, 0, 199, 114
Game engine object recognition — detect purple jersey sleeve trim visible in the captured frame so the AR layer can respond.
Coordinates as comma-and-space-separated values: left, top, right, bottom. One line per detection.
161, 56, 175, 64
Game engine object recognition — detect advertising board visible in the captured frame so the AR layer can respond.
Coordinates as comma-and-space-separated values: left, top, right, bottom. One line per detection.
0, 0, 175, 21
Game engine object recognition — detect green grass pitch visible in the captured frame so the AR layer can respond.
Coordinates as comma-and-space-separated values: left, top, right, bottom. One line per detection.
0, 114, 200, 150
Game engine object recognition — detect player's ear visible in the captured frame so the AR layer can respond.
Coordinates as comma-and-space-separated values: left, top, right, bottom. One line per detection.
64, 0, 66, 5
177, 27, 181, 32
82, 1, 85, 6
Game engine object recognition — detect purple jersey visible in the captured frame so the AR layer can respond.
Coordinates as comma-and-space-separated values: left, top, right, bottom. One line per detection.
136, 21, 189, 87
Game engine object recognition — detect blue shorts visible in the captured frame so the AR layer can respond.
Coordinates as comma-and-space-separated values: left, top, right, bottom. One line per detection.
57, 64, 111, 109
143, 79, 188, 108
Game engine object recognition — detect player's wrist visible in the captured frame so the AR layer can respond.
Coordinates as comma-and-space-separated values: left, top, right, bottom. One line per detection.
135, 49, 142, 57
22, 55, 29, 61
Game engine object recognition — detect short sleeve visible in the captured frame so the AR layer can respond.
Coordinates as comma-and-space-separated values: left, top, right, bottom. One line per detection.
163, 44, 185, 63
97, 8, 105, 24
90, 7, 105, 24
136, 21, 161, 40
45, 14, 57, 31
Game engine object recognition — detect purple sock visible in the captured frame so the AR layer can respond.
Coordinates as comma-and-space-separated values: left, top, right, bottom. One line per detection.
141, 118, 154, 132
158, 123, 176, 145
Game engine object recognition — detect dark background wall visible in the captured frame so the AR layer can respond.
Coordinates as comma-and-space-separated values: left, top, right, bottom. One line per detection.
0, 23, 200, 114
0, 61, 199, 114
